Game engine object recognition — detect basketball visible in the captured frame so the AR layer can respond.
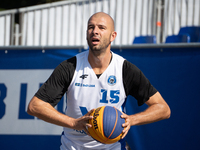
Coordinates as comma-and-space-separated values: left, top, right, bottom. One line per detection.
88, 106, 125, 144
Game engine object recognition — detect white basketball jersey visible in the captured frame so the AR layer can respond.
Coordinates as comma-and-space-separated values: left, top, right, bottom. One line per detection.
61, 50, 127, 149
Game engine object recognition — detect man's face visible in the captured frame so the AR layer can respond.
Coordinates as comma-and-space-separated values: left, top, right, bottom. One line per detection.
86, 15, 113, 52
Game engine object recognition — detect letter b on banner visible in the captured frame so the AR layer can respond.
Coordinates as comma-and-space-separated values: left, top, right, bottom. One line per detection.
19, 83, 34, 119
0, 84, 6, 119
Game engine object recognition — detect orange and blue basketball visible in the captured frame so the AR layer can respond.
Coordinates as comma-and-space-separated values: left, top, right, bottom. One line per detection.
88, 106, 125, 144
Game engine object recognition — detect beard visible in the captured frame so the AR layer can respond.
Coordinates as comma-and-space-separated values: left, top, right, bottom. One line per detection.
87, 35, 111, 52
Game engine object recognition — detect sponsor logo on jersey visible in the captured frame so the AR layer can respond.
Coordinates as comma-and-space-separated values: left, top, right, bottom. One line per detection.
74, 129, 86, 135
80, 74, 88, 79
107, 75, 116, 86
75, 83, 95, 87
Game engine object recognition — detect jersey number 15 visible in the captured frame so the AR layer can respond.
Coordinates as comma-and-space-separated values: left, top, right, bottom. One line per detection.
100, 89, 120, 104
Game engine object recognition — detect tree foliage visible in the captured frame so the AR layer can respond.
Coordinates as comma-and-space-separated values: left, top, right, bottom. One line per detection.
0, 0, 63, 10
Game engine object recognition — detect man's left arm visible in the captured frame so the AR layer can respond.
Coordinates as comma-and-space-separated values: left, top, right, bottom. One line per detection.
121, 91, 171, 138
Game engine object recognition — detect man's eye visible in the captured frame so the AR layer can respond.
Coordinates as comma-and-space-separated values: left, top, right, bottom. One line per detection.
99, 26, 106, 30
88, 26, 94, 29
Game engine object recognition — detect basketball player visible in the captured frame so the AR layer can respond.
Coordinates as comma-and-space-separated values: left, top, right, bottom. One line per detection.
27, 12, 171, 150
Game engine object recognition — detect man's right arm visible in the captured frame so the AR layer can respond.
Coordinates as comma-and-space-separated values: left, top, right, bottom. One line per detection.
27, 56, 93, 134
27, 96, 93, 135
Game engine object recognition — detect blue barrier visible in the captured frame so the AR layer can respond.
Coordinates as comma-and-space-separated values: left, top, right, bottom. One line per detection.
133, 36, 157, 44
178, 26, 200, 42
165, 34, 190, 43
0, 45, 200, 150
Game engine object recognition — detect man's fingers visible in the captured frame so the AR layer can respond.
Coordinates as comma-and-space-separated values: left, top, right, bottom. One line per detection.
122, 121, 129, 128
121, 131, 127, 139
84, 123, 92, 135
86, 109, 95, 116
121, 124, 130, 139
86, 123, 92, 128
74, 109, 95, 133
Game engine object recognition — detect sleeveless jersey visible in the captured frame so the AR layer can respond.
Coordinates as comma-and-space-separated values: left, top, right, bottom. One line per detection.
35, 50, 157, 149
62, 50, 126, 149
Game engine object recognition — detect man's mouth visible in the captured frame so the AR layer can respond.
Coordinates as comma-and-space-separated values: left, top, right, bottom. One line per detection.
91, 37, 100, 45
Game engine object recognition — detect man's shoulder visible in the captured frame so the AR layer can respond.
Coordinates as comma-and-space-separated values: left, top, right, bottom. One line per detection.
112, 51, 125, 63
58, 56, 76, 72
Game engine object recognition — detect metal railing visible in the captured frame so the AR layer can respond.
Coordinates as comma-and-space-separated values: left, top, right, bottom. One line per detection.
0, 0, 157, 46
1, 0, 200, 46
0, 9, 17, 46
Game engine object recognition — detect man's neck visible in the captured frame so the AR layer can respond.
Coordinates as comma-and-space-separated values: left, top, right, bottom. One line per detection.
88, 49, 112, 75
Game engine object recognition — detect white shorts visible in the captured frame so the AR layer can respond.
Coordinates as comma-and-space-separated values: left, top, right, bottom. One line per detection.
60, 135, 124, 150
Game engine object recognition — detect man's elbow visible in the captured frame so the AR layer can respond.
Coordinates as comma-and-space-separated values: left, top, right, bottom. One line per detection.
27, 102, 36, 116
27, 97, 40, 116
163, 104, 171, 120
27, 105, 34, 116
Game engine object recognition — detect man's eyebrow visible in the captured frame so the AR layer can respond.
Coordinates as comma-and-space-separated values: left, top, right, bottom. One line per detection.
98, 24, 107, 29
87, 23, 108, 30
87, 23, 94, 26
88, 23, 94, 26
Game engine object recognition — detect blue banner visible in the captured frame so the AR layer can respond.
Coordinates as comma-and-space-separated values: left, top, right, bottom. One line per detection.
0, 47, 200, 150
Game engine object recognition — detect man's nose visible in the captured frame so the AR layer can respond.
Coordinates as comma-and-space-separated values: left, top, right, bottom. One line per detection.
92, 26, 99, 34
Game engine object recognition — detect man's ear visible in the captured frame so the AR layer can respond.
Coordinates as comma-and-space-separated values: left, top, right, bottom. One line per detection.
110, 31, 117, 42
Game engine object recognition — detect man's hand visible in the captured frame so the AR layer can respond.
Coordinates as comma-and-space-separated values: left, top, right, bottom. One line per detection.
72, 109, 94, 135
121, 113, 131, 139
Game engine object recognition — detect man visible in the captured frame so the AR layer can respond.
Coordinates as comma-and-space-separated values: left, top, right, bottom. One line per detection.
27, 12, 171, 150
